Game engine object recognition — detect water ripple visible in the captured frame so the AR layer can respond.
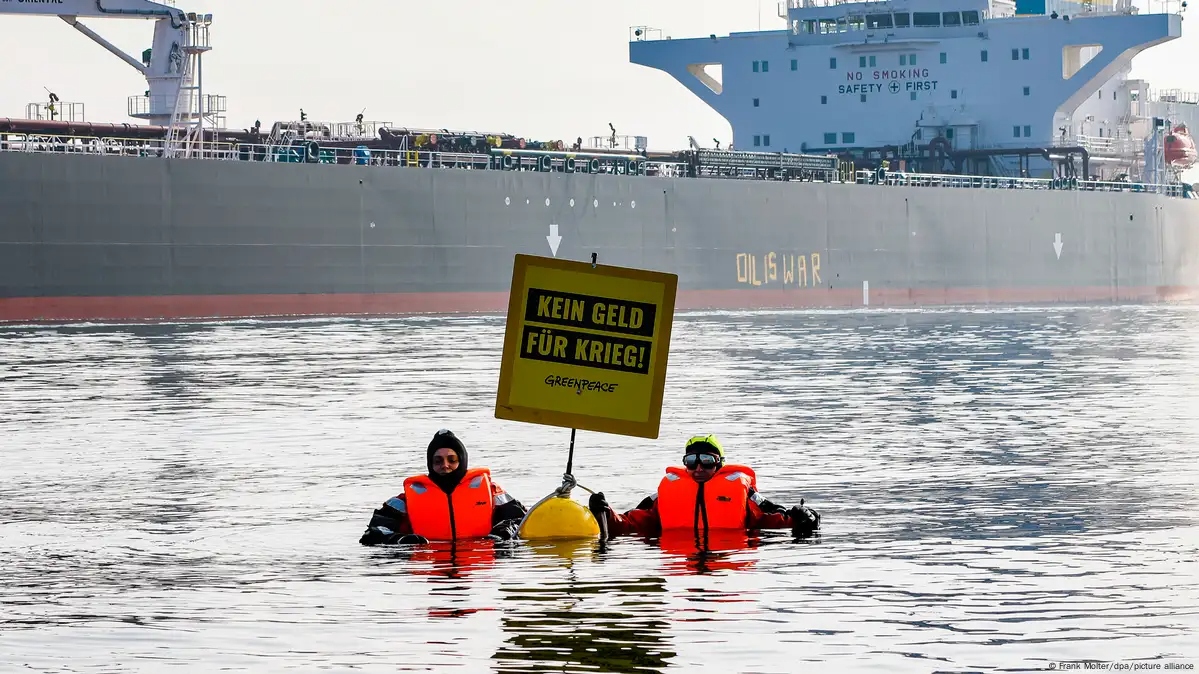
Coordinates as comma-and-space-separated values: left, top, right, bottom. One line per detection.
1, 306, 1197, 673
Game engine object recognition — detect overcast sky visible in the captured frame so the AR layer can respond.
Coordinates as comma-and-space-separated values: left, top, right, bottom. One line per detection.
1, 0, 1196, 177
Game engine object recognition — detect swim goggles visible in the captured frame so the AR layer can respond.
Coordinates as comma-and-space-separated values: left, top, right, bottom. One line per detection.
683, 453, 721, 469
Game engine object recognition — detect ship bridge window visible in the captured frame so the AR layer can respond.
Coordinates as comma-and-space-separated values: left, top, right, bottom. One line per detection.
913, 12, 940, 26
962, 10, 980, 24
893, 13, 910, 27
943, 12, 961, 26
866, 13, 893, 29
824, 132, 837, 145
836, 17, 848, 32
818, 19, 837, 34
802, 19, 816, 33
848, 15, 865, 30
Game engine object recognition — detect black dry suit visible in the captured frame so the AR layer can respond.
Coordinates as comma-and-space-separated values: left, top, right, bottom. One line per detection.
358, 429, 527, 545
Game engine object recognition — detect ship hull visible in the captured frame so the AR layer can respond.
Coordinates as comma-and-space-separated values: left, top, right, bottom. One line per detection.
2, 152, 1198, 323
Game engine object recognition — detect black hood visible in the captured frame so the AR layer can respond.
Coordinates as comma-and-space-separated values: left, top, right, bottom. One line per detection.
427, 429, 468, 493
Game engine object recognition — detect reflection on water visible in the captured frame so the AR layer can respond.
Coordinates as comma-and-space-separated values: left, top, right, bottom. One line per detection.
1, 307, 1198, 672
494, 542, 674, 674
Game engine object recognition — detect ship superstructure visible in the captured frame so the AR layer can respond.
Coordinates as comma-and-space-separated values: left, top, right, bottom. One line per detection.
629, 0, 1197, 182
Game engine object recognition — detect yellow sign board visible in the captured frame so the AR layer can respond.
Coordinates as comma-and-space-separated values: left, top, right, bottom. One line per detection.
495, 254, 678, 439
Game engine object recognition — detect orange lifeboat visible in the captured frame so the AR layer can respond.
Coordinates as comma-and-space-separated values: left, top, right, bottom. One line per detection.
1164, 124, 1198, 169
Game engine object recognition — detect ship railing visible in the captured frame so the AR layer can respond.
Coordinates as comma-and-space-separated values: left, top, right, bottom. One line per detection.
222, 143, 671, 176
863, 169, 1189, 197
1055, 135, 1141, 155
629, 26, 666, 42
226, 142, 491, 168
1, 134, 1190, 197
1050, 0, 1141, 17
1147, 88, 1199, 105
25, 101, 87, 123
782, 0, 888, 9
328, 120, 393, 140
588, 134, 648, 153
0, 133, 238, 158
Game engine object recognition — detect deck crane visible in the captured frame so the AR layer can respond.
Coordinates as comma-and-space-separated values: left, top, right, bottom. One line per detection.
1, 0, 221, 157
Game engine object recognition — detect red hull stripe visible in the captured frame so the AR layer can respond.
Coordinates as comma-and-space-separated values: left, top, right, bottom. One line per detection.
1, 286, 1197, 323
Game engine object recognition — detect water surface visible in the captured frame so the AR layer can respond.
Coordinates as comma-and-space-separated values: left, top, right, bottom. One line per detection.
2, 307, 1197, 672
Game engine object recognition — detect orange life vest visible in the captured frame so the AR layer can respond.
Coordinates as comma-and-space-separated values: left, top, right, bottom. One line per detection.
657, 464, 757, 532
403, 467, 495, 541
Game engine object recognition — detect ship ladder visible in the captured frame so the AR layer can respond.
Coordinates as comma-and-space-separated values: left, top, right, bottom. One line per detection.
163, 54, 196, 159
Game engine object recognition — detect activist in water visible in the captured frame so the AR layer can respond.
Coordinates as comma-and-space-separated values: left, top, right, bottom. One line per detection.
586, 434, 821, 538
358, 429, 527, 545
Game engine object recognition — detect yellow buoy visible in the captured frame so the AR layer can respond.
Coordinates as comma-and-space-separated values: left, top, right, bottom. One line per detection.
518, 493, 601, 541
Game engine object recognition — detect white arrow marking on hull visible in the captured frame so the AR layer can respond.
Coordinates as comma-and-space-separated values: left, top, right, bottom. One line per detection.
1053, 233, 1063, 259
547, 224, 562, 256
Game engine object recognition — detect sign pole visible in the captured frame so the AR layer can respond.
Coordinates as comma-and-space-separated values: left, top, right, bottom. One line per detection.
565, 427, 576, 476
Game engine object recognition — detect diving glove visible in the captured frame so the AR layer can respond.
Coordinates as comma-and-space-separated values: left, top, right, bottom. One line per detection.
788, 500, 821, 536
485, 519, 520, 542
588, 492, 612, 520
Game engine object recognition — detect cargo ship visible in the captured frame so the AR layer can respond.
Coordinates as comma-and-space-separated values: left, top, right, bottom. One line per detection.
1, 0, 1197, 324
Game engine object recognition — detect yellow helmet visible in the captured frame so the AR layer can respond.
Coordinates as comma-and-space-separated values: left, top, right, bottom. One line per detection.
685, 434, 725, 459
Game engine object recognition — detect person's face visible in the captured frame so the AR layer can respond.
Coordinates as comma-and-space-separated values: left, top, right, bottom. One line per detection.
431, 447, 460, 475
683, 452, 721, 483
